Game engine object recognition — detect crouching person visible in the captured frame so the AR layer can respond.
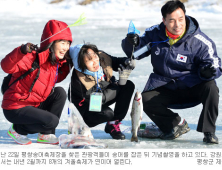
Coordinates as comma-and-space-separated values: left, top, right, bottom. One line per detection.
68, 44, 135, 140
1, 20, 73, 145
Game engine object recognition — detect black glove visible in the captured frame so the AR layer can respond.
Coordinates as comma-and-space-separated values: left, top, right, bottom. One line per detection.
126, 33, 139, 46
20, 43, 38, 54
200, 64, 216, 79
124, 58, 136, 69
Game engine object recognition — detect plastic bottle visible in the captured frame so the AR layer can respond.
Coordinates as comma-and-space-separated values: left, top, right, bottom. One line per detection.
133, 43, 151, 59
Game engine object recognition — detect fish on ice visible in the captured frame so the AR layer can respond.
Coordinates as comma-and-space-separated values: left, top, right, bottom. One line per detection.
130, 91, 143, 142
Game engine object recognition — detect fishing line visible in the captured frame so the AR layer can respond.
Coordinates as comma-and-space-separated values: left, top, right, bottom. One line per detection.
40, 13, 87, 45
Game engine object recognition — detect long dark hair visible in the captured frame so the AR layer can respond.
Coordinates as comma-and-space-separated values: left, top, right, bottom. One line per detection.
39, 40, 72, 65
78, 43, 99, 72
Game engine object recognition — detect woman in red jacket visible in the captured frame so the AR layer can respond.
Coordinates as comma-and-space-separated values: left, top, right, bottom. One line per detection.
1, 20, 72, 145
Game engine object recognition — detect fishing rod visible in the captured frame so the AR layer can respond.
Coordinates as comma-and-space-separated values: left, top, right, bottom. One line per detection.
128, 21, 140, 60
34, 13, 87, 49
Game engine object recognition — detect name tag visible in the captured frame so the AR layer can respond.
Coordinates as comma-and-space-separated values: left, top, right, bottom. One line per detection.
89, 92, 103, 112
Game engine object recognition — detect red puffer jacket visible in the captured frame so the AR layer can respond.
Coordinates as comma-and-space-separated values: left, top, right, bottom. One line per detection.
1, 20, 72, 110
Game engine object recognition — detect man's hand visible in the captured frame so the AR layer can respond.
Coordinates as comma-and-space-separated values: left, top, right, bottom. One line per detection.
126, 33, 139, 46
20, 43, 38, 54
200, 64, 216, 79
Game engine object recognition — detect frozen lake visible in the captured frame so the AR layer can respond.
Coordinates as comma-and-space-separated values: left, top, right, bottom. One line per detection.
0, 12, 222, 149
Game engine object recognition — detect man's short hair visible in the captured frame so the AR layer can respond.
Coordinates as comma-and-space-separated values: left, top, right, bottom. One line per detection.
161, 0, 186, 19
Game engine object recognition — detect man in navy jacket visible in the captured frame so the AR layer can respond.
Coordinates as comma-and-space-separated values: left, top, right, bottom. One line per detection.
122, 0, 222, 144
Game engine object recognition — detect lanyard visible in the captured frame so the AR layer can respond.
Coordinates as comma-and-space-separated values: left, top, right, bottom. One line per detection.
151, 38, 170, 48
95, 71, 102, 92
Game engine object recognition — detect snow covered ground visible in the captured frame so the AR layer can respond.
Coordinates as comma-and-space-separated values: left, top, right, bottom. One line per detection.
0, 0, 222, 151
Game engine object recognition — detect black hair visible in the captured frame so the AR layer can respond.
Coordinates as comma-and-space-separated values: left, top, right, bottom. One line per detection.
37, 41, 57, 65
78, 43, 99, 72
161, 0, 186, 19
48, 40, 71, 65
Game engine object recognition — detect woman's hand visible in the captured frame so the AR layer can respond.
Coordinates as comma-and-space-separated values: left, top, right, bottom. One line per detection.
124, 58, 136, 69
20, 43, 38, 54
118, 64, 132, 85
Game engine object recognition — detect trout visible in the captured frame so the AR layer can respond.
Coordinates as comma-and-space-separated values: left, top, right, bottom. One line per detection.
131, 91, 143, 142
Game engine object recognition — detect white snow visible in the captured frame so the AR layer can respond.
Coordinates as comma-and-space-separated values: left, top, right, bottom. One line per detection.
0, 0, 222, 152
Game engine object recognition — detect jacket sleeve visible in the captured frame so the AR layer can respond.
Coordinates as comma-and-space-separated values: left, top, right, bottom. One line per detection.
194, 34, 222, 80
1, 46, 35, 74
111, 56, 128, 72
121, 29, 153, 60
99, 50, 128, 72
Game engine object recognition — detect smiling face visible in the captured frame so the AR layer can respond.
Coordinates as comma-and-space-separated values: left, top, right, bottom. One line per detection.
163, 8, 186, 35
53, 40, 70, 59
83, 48, 100, 72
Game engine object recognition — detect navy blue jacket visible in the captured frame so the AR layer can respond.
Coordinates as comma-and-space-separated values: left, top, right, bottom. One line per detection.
122, 16, 222, 92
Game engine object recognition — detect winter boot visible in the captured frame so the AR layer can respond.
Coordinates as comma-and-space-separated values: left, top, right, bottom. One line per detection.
37, 133, 59, 144
105, 120, 125, 140
203, 132, 218, 144
7, 124, 32, 145
160, 119, 190, 140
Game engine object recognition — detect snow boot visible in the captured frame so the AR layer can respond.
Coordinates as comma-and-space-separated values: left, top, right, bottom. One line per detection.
160, 119, 190, 140
203, 132, 218, 144
7, 124, 32, 145
37, 133, 59, 144
105, 120, 125, 140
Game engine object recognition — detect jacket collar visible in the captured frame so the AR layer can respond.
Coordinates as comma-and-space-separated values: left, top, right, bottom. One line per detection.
159, 15, 198, 42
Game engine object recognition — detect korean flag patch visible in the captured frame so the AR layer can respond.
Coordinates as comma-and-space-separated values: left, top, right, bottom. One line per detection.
176, 54, 187, 63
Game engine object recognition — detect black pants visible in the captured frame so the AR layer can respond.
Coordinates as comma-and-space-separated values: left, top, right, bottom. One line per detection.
83, 80, 135, 127
142, 80, 219, 133
3, 87, 66, 135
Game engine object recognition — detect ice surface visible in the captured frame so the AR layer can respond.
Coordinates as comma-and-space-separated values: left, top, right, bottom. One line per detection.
0, 0, 222, 149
